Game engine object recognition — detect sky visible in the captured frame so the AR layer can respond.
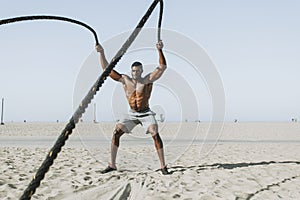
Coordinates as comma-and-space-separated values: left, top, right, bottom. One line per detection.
0, 0, 299, 122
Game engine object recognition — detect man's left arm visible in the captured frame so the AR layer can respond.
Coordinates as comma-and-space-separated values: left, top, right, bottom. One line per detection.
147, 41, 167, 82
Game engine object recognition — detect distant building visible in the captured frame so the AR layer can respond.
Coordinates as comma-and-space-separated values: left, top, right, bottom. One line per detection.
1, 98, 4, 125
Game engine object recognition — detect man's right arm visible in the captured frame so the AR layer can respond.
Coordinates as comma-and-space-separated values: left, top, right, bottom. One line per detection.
96, 44, 123, 82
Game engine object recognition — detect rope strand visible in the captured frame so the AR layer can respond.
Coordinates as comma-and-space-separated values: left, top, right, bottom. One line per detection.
0, 15, 99, 45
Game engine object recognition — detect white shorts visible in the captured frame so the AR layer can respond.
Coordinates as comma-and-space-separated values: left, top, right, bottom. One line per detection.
118, 109, 157, 134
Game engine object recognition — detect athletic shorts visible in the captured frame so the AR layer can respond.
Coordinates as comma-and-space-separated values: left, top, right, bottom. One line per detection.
118, 109, 157, 134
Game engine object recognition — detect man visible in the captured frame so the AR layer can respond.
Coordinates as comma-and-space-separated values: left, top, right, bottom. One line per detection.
96, 40, 170, 175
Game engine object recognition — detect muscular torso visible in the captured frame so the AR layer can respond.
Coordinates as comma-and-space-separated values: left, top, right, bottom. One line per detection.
122, 76, 153, 112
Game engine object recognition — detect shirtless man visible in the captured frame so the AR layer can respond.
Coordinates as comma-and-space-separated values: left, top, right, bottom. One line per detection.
96, 40, 170, 175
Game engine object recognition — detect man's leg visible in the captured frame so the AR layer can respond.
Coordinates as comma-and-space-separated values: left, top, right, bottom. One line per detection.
148, 124, 170, 173
101, 124, 125, 173
110, 125, 125, 169
109, 119, 139, 168
152, 132, 166, 168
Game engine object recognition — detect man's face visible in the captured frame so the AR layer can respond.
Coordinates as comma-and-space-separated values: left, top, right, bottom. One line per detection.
131, 66, 143, 80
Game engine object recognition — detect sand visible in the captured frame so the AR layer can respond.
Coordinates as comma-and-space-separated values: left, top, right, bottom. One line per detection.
1, 122, 300, 199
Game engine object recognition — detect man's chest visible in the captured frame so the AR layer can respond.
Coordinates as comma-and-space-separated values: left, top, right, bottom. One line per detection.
123, 80, 151, 95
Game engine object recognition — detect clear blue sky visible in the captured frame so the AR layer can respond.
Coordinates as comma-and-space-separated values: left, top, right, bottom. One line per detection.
0, 0, 299, 122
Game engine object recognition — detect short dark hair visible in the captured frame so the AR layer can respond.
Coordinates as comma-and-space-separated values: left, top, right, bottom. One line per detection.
131, 61, 143, 69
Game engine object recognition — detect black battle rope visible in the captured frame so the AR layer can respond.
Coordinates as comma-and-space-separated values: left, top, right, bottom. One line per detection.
0, 0, 163, 199
0, 15, 99, 45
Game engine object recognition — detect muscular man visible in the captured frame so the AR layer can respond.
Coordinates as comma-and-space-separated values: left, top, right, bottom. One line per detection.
96, 41, 170, 175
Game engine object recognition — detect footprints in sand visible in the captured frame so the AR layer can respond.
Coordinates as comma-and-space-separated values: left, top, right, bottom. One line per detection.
166, 162, 300, 199
0, 147, 98, 199
7, 183, 17, 189
241, 175, 300, 200
85, 144, 300, 199
0, 147, 43, 199
1, 144, 300, 199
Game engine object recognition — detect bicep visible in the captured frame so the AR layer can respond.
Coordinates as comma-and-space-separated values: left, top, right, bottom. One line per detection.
112, 73, 127, 84
109, 70, 123, 82
147, 66, 166, 82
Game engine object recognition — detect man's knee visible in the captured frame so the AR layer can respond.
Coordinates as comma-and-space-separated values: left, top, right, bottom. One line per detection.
115, 123, 129, 134
113, 127, 124, 138
112, 127, 124, 147
148, 130, 158, 137
147, 124, 158, 136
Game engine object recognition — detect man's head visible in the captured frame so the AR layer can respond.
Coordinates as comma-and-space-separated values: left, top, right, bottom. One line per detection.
131, 61, 143, 80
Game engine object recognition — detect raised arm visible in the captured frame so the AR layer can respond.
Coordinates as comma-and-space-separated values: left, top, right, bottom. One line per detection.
147, 40, 167, 82
96, 44, 124, 82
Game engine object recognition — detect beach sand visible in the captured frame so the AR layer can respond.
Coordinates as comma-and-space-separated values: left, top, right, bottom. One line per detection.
1, 122, 300, 199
